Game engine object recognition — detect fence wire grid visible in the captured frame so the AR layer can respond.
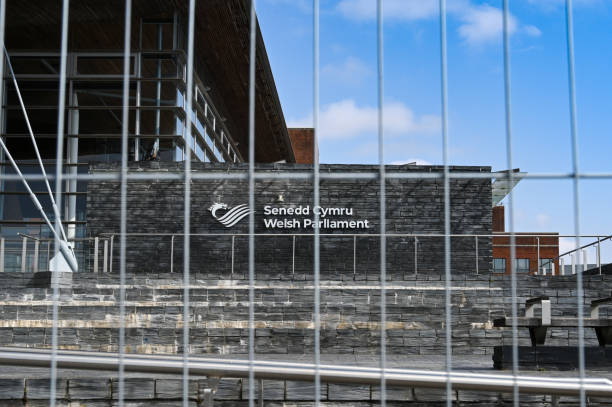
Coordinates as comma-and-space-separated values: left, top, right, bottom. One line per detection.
0, 0, 610, 406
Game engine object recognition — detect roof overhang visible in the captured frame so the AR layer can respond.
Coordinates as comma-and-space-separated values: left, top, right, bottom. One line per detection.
492, 169, 526, 207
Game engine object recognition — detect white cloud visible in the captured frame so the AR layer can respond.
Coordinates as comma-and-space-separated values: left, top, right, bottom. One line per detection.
336, 0, 541, 46
523, 24, 542, 37
337, 0, 438, 21
457, 4, 517, 45
322, 57, 371, 85
288, 99, 440, 140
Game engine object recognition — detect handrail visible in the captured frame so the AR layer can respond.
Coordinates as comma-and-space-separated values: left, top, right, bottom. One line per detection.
0, 347, 611, 397
99, 232, 608, 238
540, 234, 612, 272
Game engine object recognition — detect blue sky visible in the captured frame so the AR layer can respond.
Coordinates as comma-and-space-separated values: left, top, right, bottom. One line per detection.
256, 0, 612, 262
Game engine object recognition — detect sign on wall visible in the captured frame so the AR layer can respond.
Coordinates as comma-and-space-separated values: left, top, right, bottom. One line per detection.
209, 203, 371, 230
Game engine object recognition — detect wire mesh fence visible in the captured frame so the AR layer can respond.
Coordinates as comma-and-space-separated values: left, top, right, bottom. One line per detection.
0, 0, 611, 406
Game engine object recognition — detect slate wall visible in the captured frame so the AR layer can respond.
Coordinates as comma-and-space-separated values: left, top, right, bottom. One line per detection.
0, 272, 610, 356
86, 162, 493, 276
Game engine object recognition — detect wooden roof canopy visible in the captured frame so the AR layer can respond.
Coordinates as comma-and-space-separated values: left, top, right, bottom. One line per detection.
5, 0, 296, 163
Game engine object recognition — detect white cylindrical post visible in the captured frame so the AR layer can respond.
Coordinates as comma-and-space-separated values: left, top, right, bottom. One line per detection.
560, 258, 565, 276
33, 240, 39, 273
170, 235, 174, 273
0, 238, 4, 273
103, 240, 108, 273
93, 237, 99, 274
21, 237, 27, 273
582, 249, 588, 273
598, 239, 602, 275
551, 262, 555, 276
571, 253, 576, 275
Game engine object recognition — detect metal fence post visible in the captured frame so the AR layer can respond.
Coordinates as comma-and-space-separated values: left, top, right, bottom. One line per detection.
292, 235, 296, 275
537, 236, 540, 275
33, 240, 39, 273
109, 234, 114, 273
475, 235, 479, 275
414, 236, 418, 276
231, 235, 235, 276
93, 237, 99, 273
353, 235, 356, 279
103, 239, 108, 273
21, 237, 27, 273
598, 238, 602, 275
0, 238, 4, 273
170, 234, 175, 273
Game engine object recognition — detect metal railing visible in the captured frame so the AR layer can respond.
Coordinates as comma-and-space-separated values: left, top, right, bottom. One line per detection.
97, 232, 611, 276
1, 347, 612, 398
0, 234, 111, 273
4, 232, 609, 279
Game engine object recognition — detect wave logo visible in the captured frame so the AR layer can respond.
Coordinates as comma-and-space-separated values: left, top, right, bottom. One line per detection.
208, 202, 253, 228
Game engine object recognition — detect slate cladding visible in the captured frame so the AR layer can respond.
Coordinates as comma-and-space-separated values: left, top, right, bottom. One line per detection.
86, 162, 493, 276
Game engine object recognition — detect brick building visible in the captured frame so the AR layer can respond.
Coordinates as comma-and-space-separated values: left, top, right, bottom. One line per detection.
492, 205, 560, 275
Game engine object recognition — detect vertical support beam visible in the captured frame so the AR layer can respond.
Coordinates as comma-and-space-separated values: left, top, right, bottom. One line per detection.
560, 258, 565, 276
66, 89, 78, 242
33, 240, 39, 273
475, 236, 479, 275
103, 240, 108, 273
0, 237, 4, 273
582, 249, 588, 273
135, 51, 141, 161
93, 237, 99, 274
21, 237, 27, 273
154, 23, 162, 159
571, 253, 576, 275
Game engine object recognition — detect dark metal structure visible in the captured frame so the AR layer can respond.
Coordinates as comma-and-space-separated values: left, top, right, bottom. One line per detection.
0, 0, 295, 257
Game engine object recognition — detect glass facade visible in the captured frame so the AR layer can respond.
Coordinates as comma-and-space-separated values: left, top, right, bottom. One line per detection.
0, 17, 243, 270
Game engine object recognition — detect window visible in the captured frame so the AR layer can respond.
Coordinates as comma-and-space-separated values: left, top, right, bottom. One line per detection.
493, 258, 506, 273
515, 258, 530, 273
539, 258, 554, 273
